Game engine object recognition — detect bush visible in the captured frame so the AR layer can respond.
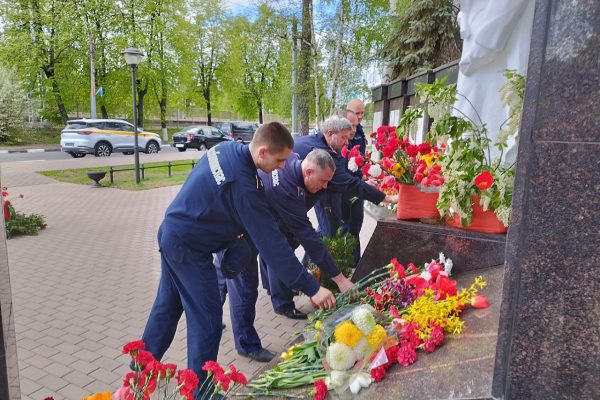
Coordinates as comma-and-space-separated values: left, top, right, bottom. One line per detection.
306, 228, 358, 293
0, 67, 28, 141
6, 212, 47, 238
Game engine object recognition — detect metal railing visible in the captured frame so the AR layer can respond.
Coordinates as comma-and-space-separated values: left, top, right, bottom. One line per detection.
108, 160, 197, 184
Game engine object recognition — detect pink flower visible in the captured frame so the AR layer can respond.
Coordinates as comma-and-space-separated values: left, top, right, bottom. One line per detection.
471, 294, 489, 308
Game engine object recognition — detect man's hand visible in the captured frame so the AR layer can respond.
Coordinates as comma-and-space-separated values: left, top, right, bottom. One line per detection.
310, 287, 336, 309
331, 273, 355, 293
384, 194, 398, 204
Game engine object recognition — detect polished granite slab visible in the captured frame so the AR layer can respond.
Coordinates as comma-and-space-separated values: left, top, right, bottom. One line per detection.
240, 221, 505, 399
353, 217, 506, 282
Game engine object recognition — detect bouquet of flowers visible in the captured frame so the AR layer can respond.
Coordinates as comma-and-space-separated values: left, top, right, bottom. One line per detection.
415, 73, 525, 228
83, 340, 247, 400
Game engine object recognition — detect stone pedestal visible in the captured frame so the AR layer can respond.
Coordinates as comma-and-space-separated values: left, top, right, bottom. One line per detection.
492, 1, 600, 398
0, 169, 20, 399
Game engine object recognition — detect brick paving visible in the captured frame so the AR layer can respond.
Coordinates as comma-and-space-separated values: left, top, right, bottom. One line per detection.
1, 152, 377, 399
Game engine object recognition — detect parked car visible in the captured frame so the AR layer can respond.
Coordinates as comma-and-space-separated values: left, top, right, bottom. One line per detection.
171, 125, 231, 152
213, 121, 257, 143
60, 119, 162, 158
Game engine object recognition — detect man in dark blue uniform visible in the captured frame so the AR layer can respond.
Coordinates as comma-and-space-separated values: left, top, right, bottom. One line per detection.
344, 100, 367, 263
140, 122, 335, 395
259, 149, 355, 319
293, 115, 396, 242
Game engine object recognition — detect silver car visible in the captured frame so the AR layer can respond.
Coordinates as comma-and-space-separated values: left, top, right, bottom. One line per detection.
60, 119, 162, 158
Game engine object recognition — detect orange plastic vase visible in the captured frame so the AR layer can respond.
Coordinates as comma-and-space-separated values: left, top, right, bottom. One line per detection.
396, 184, 440, 220
447, 196, 508, 234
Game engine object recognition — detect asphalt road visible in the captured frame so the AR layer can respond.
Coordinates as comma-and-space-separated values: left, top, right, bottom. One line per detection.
0, 146, 183, 163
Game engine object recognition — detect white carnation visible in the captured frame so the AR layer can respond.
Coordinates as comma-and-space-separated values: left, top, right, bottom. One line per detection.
348, 157, 358, 172
369, 164, 382, 177
351, 308, 376, 335
326, 343, 357, 371
420, 271, 432, 281
439, 252, 446, 264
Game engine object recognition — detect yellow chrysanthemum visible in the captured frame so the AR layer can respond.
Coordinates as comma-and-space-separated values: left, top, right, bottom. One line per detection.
315, 320, 323, 330
334, 321, 363, 348
366, 324, 387, 349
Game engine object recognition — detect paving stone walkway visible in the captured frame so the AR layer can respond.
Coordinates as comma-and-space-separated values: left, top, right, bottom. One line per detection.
1, 152, 377, 399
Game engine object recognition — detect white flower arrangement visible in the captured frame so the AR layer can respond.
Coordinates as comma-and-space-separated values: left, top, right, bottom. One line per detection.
351, 307, 376, 335
352, 337, 372, 360
326, 343, 357, 371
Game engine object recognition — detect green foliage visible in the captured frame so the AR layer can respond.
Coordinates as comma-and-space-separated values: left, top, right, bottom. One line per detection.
6, 212, 47, 239
380, 0, 461, 80
0, 67, 28, 141
410, 74, 525, 227
310, 228, 357, 293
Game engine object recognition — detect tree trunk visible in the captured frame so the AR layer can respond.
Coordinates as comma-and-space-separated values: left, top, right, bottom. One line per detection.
329, 0, 345, 114
298, 0, 312, 135
204, 87, 212, 126
50, 77, 69, 123
310, 1, 321, 130
101, 105, 108, 118
257, 99, 263, 124
42, 65, 68, 123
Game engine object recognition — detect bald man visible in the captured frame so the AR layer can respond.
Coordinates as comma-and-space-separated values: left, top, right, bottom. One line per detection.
344, 99, 367, 263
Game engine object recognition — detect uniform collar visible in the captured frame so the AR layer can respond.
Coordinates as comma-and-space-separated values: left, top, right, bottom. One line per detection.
241, 144, 257, 173
292, 158, 306, 190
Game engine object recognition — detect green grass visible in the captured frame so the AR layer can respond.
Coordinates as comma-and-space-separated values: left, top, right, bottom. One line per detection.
0, 126, 62, 146
39, 159, 198, 190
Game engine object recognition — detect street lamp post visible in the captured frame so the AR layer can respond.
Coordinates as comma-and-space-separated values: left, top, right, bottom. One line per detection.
122, 47, 144, 184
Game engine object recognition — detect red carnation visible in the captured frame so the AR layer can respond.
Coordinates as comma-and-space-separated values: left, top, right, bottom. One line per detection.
390, 258, 406, 279
370, 366, 387, 382
313, 379, 328, 400
122, 340, 145, 355
134, 350, 155, 367
430, 275, 457, 300
176, 369, 199, 398
397, 343, 417, 366
341, 144, 348, 158
423, 339, 437, 353
474, 170, 494, 190
228, 364, 248, 385
418, 142, 431, 155
164, 363, 177, 378
430, 324, 445, 347
123, 372, 137, 387
384, 345, 400, 369
407, 263, 419, 275
202, 360, 224, 376
361, 163, 371, 177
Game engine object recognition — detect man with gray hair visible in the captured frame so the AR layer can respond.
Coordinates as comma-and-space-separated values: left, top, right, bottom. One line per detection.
258, 149, 355, 319
294, 115, 396, 241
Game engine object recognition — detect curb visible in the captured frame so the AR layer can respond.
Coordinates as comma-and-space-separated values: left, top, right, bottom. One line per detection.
0, 148, 62, 154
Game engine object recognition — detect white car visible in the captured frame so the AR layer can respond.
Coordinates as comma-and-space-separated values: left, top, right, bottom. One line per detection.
60, 119, 162, 158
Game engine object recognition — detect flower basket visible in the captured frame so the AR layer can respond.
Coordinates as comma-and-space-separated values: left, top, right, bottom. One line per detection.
396, 184, 440, 220
446, 196, 508, 234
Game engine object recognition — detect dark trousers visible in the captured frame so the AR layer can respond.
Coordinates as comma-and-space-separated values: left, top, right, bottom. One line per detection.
141, 228, 222, 396
215, 250, 262, 354
259, 237, 301, 312
344, 198, 364, 264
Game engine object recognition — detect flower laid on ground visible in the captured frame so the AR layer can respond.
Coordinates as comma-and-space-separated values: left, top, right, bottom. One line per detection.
84, 340, 247, 400
311, 379, 328, 400
246, 253, 489, 398
1, 186, 46, 238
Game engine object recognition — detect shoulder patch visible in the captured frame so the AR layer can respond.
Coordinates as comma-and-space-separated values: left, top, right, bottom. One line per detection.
271, 170, 280, 187
207, 147, 226, 185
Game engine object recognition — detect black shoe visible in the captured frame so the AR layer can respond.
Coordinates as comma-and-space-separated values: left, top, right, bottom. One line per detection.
275, 307, 307, 320
238, 348, 276, 362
